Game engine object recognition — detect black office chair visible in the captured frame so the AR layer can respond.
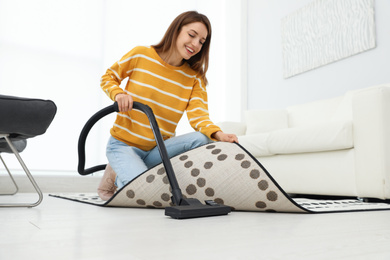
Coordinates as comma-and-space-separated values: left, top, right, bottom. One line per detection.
0, 95, 57, 207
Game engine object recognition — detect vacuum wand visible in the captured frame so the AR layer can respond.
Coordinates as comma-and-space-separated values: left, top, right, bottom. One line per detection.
118, 102, 231, 219
129, 102, 183, 206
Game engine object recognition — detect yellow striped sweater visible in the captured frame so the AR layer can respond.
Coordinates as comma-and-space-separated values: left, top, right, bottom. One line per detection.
100, 46, 221, 151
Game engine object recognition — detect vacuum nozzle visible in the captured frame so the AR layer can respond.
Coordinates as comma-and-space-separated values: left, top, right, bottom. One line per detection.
165, 198, 231, 219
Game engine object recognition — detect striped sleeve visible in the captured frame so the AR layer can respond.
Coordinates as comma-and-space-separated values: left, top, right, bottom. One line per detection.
186, 75, 221, 140
100, 48, 138, 101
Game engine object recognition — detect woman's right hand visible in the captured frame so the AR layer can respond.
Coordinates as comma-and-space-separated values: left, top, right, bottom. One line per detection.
115, 93, 133, 112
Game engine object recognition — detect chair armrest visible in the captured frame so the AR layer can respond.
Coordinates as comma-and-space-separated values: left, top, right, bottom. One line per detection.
0, 138, 27, 153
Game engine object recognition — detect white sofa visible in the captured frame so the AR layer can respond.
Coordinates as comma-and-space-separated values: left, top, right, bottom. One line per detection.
219, 84, 390, 199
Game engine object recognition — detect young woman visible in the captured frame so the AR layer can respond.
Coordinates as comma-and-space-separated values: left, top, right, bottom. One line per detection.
98, 11, 238, 200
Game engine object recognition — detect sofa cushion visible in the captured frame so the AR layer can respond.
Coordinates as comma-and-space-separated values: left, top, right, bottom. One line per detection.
331, 91, 354, 121
287, 96, 342, 127
238, 133, 273, 157
245, 109, 288, 135
267, 120, 353, 154
218, 121, 246, 136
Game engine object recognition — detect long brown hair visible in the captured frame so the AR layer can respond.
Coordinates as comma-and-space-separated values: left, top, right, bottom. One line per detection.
153, 11, 212, 86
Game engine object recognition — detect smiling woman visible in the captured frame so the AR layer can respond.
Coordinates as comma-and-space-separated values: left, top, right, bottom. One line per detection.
97, 11, 238, 200
174, 23, 208, 64
152, 11, 211, 85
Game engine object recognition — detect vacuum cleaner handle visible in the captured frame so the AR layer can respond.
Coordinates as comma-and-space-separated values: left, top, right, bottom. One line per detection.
77, 103, 119, 175
77, 102, 183, 205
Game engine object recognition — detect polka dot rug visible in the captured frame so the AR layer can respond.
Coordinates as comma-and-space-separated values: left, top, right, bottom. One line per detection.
50, 142, 390, 213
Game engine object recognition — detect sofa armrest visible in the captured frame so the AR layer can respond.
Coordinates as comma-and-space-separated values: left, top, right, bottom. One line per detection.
217, 121, 247, 136
353, 84, 390, 199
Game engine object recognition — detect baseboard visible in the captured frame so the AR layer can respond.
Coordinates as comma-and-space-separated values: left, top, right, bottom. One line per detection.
0, 174, 101, 193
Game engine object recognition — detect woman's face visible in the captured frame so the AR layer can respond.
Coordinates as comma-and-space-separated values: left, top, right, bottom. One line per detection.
176, 22, 208, 60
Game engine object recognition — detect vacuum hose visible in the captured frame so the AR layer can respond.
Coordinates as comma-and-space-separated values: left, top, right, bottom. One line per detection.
77, 102, 184, 205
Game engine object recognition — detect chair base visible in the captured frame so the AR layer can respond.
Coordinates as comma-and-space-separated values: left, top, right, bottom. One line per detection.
0, 134, 43, 207
0, 154, 19, 195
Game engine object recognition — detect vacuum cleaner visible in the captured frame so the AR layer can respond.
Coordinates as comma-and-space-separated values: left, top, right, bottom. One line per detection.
78, 101, 231, 219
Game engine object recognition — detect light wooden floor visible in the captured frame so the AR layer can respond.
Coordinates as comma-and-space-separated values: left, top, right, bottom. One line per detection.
1, 193, 390, 260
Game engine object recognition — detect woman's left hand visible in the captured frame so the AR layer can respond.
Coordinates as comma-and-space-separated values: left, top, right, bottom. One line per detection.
212, 131, 238, 143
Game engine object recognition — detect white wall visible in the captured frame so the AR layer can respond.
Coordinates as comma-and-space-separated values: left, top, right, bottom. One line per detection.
0, 0, 245, 173
247, 0, 390, 110
0, 0, 106, 173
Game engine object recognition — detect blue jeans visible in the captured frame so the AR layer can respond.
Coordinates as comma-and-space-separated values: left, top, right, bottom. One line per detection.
106, 132, 211, 189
